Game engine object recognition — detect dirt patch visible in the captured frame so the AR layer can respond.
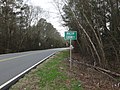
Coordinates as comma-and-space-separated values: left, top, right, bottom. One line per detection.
10, 51, 120, 90
64, 52, 120, 90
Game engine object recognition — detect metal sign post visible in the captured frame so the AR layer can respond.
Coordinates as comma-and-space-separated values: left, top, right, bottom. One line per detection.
64, 31, 77, 70
70, 39, 72, 69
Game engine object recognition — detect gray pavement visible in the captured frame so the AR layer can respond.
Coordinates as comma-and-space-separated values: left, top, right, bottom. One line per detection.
0, 48, 66, 89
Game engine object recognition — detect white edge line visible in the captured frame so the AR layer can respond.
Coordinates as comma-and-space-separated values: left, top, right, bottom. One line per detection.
0, 52, 57, 89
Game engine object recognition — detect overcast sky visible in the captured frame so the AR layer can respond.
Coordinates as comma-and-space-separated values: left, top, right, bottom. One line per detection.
26, 0, 68, 36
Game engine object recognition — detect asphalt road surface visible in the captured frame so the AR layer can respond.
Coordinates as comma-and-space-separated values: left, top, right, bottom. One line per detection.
0, 48, 67, 89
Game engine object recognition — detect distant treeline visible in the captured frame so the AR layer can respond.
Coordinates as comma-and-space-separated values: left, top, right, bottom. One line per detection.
0, 0, 65, 54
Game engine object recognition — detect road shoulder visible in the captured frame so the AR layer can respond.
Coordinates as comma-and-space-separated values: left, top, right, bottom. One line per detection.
10, 51, 83, 90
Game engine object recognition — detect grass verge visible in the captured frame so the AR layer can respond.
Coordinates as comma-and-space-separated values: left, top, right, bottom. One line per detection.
10, 51, 83, 90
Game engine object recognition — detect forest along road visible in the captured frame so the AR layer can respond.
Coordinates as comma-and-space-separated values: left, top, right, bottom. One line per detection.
0, 48, 68, 89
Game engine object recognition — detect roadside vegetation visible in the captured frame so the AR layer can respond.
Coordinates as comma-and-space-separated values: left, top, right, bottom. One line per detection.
54, 0, 120, 79
10, 51, 83, 90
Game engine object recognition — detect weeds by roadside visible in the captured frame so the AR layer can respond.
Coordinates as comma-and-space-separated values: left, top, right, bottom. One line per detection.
10, 51, 83, 90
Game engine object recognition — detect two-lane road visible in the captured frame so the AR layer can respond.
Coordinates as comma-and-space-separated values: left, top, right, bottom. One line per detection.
0, 48, 67, 89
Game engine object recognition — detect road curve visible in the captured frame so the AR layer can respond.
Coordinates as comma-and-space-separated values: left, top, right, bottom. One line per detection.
0, 48, 67, 90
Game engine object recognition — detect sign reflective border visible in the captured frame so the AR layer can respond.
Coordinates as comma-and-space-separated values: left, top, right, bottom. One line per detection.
64, 31, 77, 40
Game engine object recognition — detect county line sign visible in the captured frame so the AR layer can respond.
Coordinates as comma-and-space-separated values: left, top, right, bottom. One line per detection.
64, 31, 77, 40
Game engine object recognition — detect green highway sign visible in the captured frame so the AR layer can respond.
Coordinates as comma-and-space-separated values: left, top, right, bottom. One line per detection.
64, 31, 77, 40
64, 31, 77, 69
